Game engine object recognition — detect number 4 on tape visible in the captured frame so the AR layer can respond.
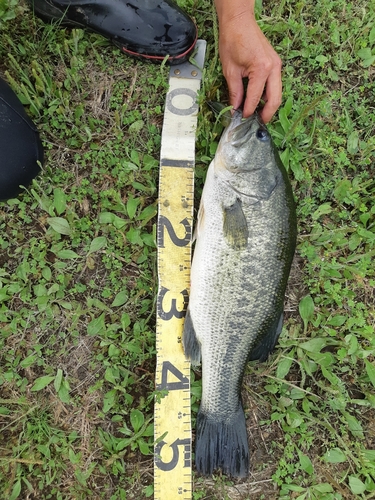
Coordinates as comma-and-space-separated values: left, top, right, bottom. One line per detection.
157, 361, 189, 391
154, 40, 206, 500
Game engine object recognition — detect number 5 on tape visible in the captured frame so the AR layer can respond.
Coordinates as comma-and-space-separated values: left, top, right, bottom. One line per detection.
154, 40, 206, 500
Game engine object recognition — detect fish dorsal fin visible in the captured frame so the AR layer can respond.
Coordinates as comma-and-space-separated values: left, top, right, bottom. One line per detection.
248, 311, 284, 362
223, 198, 248, 250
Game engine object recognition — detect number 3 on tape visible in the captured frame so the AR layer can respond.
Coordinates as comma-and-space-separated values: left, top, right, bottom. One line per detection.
154, 40, 206, 500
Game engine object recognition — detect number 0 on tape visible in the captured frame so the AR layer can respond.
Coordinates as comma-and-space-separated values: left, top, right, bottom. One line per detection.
154, 40, 206, 500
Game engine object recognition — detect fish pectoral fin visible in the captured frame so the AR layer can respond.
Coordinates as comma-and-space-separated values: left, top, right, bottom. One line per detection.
182, 309, 201, 365
248, 311, 284, 362
223, 198, 249, 250
193, 201, 205, 242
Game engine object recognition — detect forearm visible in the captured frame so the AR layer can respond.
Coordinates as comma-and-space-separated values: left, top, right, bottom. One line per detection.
214, 0, 256, 24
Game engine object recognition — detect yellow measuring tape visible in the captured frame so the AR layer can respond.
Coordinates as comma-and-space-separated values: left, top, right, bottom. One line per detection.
154, 40, 206, 500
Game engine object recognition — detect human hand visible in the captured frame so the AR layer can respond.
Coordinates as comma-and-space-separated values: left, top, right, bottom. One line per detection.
214, 0, 282, 123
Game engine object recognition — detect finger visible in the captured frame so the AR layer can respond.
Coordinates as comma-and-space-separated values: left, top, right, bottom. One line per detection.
226, 72, 245, 111
259, 66, 282, 123
242, 73, 267, 118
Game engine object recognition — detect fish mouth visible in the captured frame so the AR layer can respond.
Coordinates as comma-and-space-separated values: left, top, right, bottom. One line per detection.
228, 113, 264, 147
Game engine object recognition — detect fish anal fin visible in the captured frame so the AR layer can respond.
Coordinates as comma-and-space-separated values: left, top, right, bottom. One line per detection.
182, 309, 201, 365
249, 311, 284, 362
223, 198, 248, 250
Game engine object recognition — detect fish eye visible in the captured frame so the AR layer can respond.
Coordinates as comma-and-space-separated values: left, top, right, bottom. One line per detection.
256, 128, 269, 141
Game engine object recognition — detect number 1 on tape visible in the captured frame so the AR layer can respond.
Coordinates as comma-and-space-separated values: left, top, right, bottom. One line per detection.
154, 40, 206, 500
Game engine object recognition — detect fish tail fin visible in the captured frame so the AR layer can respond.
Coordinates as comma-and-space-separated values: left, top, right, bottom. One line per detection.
195, 404, 249, 477
182, 309, 201, 365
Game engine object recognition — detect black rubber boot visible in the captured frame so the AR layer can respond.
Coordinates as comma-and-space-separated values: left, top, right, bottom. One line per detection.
0, 78, 43, 201
29, 0, 198, 64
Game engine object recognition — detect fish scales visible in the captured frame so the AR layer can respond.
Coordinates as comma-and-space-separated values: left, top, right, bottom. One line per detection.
183, 110, 297, 477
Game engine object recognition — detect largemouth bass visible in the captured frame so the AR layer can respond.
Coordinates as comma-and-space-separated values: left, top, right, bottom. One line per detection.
183, 110, 297, 477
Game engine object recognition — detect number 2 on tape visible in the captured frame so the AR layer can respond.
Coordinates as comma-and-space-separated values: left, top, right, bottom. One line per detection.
158, 215, 191, 248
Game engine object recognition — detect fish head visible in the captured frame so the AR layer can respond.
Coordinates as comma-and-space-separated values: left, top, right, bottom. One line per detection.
217, 111, 272, 170
214, 111, 281, 202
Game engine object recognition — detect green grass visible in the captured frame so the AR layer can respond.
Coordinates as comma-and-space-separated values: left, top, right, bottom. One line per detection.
1, 0, 375, 499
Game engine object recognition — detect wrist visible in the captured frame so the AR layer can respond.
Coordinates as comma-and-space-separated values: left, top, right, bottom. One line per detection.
214, 0, 255, 25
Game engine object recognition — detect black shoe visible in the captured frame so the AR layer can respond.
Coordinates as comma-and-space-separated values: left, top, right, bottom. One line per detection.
0, 78, 43, 201
29, 0, 197, 64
